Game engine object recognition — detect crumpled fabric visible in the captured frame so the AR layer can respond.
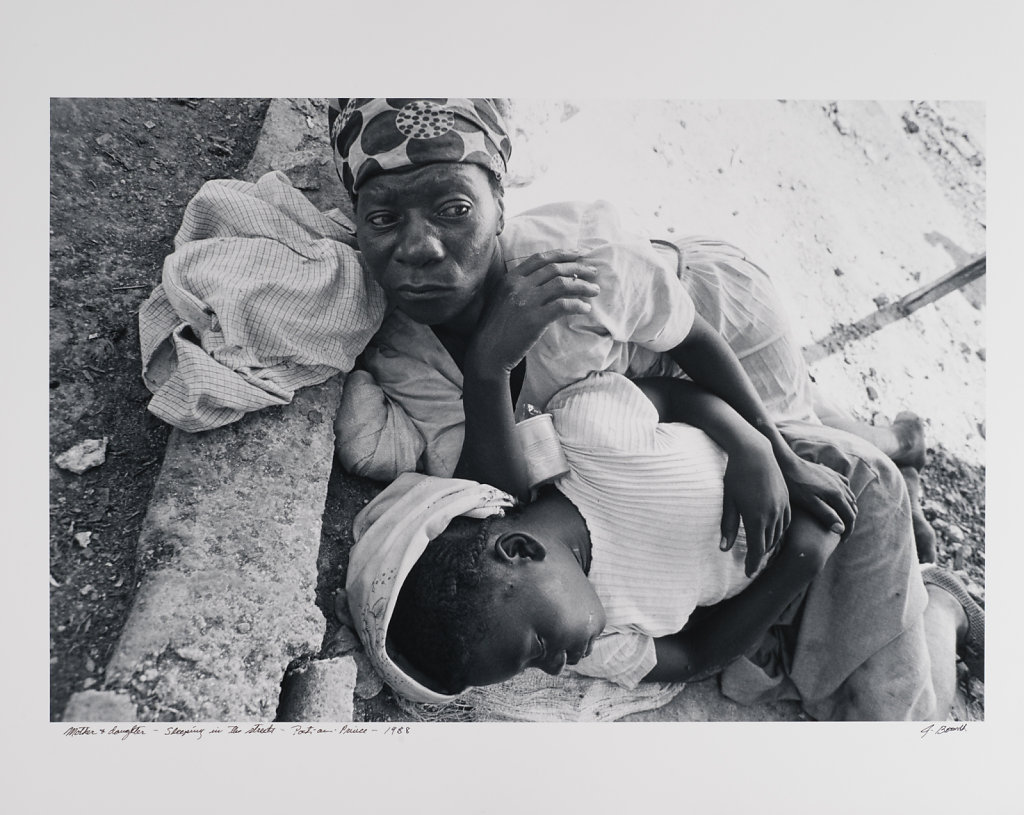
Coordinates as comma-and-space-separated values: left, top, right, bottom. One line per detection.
138, 171, 387, 432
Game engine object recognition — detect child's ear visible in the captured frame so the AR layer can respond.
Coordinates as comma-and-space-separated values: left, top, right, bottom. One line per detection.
494, 532, 546, 563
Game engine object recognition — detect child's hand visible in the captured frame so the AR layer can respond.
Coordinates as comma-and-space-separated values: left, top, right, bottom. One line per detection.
467, 251, 600, 373
778, 454, 858, 540
720, 435, 791, 578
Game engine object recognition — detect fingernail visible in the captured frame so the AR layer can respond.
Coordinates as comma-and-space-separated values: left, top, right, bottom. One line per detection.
720, 536, 729, 551
831, 523, 844, 534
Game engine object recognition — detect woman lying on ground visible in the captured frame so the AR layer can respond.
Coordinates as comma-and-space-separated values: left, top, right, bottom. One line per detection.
346, 371, 983, 720
330, 97, 936, 562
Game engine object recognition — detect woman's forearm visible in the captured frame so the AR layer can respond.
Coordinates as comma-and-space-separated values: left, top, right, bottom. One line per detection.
454, 357, 532, 500
634, 377, 767, 457
668, 315, 794, 462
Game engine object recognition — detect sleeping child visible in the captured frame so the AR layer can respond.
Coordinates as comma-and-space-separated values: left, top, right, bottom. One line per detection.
346, 371, 984, 721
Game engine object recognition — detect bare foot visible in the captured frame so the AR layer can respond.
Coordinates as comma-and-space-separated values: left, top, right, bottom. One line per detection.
900, 465, 937, 563
891, 411, 928, 471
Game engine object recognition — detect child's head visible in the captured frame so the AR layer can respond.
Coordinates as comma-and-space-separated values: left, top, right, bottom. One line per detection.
389, 504, 607, 696
346, 473, 605, 703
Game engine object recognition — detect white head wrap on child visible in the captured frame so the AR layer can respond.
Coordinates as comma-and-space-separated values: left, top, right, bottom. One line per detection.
346, 472, 516, 704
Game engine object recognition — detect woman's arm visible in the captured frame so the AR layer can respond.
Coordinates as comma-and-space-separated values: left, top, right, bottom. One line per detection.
635, 375, 788, 576
643, 512, 840, 683
667, 315, 856, 538
453, 251, 600, 499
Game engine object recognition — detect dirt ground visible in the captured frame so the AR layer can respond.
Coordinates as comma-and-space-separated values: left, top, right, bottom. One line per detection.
48, 99, 270, 720
49, 98, 985, 722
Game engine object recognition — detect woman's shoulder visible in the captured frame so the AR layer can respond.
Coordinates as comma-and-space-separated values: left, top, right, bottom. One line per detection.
502, 200, 637, 259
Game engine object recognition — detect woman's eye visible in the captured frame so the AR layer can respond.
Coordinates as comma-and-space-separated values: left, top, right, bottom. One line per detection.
365, 213, 397, 228
439, 203, 471, 218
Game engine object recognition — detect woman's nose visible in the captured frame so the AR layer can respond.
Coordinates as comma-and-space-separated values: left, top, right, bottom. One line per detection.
395, 216, 444, 266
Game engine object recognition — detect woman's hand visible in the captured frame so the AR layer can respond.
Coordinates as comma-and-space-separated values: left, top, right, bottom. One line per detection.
777, 452, 858, 540
466, 250, 600, 373
720, 433, 792, 577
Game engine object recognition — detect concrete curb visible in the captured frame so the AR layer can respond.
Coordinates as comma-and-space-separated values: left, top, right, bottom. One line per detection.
66, 378, 343, 721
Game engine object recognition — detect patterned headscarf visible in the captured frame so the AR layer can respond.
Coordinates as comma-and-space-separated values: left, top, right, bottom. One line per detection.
329, 98, 512, 199
346, 472, 516, 704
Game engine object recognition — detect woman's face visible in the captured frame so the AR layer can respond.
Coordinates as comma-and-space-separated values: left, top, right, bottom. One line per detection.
355, 163, 504, 328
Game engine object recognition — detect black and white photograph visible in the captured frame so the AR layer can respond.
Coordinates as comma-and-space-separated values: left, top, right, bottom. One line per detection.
10, 2, 1023, 812
49, 96, 988, 726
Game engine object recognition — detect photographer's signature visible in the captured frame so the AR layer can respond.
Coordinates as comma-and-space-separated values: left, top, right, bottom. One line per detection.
920, 723, 968, 738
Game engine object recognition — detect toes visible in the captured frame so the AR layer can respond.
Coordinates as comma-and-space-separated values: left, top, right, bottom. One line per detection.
892, 412, 928, 470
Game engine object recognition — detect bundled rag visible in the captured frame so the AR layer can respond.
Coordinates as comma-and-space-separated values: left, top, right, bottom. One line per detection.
138, 171, 387, 431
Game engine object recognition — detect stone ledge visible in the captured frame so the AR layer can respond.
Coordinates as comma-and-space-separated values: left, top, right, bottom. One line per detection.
71, 378, 342, 721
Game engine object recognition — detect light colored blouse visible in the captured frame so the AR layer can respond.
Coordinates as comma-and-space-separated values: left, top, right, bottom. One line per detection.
549, 371, 756, 689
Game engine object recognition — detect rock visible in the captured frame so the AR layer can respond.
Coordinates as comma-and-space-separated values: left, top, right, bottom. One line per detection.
353, 652, 384, 700
944, 524, 966, 544
74, 531, 92, 548
872, 294, 890, 309
55, 437, 108, 474
277, 656, 357, 722
975, 347, 986, 361
62, 689, 138, 722
866, 385, 879, 401
95, 133, 116, 148
270, 149, 326, 191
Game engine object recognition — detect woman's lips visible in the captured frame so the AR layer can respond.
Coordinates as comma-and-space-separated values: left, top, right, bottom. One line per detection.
394, 284, 452, 299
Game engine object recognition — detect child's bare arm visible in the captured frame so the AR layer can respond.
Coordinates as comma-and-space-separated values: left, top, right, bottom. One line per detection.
642, 512, 840, 684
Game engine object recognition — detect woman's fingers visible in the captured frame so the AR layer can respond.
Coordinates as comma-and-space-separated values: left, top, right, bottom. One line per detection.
720, 501, 741, 552
744, 524, 767, 578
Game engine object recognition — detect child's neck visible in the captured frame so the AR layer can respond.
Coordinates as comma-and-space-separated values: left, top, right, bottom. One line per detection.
536, 486, 592, 574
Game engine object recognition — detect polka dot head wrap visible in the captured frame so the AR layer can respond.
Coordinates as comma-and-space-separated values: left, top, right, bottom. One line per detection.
329, 98, 512, 199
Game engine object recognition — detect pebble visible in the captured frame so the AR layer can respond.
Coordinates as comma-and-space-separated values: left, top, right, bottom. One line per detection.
944, 524, 966, 544
353, 652, 384, 699
55, 437, 108, 475
95, 133, 115, 148
74, 531, 92, 548
866, 385, 879, 401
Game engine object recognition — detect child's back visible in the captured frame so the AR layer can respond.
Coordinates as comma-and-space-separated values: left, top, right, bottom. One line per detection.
548, 372, 758, 642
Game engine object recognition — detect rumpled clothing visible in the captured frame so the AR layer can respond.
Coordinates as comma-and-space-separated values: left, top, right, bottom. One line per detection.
718, 422, 932, 720
139, 171, 387, 432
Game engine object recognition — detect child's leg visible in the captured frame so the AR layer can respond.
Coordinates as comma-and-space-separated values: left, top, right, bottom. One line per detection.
834, 572, 978, 721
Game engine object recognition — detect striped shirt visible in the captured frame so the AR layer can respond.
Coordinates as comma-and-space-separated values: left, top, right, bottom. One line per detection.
549, 372, 755, 688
